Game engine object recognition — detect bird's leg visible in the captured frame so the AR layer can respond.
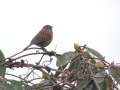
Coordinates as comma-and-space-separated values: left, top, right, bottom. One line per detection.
41, 47, 48, 52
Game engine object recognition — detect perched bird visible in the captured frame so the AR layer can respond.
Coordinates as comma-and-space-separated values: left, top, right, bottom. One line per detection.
24, 25, 53, 50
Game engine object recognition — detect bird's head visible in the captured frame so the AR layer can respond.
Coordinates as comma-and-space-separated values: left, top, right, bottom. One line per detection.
43, 25, 53, 31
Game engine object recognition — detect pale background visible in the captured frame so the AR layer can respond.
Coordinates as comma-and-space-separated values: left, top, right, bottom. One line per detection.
0, 0, 120, 81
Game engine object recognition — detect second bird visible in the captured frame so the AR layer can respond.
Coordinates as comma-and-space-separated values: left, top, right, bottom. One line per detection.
24, 25, 53, 50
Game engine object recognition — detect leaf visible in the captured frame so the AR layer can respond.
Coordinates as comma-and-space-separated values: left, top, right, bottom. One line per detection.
95, 71, 106, 84
68, 54, 83, 70
56, 51, 75, 67
95, 59, 106, 69
35, 80, 54, 90
110, 66, 120, 84
86, 47, 104, 59
100, 76, 113, 90
0, 50, 6, 77
6, 80, 27, 90
0, 77, 6, 90
76, 79, 95, 90
40, 80, 53, 86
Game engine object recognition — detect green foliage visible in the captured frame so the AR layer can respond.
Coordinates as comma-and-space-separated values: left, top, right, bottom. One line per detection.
6, 80, 28, 90
110, 66, 120, 84
34, 80, 55, 90
0, 50, 6, 77
0, 79, 29, 90
95, 71, 106, 84
0, 44, 119, 90
56, 51, 75, 67
100, 76, 113, 90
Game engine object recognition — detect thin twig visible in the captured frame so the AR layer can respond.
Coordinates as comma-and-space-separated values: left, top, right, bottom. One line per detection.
27, 78, 43, 82
6, 62, 63, 73
5, 47, 42, 60
7, 50, 25, 59
23, 54, 44, 79
9, 52, 45, 60
25, 47, 42, 50
5, 51, 60, 64
6, 73, 34, 85
36, 54, 45, 65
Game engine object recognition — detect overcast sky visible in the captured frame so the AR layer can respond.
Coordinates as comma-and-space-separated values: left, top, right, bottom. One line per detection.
0, 0, 120, 64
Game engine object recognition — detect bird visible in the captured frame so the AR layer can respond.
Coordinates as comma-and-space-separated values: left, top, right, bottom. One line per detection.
24, 25, 53, 51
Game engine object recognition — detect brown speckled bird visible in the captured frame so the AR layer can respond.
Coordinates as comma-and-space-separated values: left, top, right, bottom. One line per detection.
24, 25, 53, 50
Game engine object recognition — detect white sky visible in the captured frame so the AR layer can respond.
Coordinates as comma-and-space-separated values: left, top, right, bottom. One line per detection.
0, 0, 120, 64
